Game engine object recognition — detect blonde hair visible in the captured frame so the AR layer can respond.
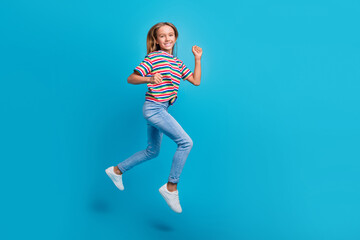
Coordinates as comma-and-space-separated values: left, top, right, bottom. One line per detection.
146, 22, 178, 56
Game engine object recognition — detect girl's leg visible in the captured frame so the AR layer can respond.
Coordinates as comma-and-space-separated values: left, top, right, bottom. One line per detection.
145, 108, 193, 184
117, 122, 163, 174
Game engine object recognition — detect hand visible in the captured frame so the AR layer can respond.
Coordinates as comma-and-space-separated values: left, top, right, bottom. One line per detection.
150, 73, 163, 84
192, 45, 203, 60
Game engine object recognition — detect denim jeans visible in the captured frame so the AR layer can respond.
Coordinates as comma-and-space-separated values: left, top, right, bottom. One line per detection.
117, 100, 193, 183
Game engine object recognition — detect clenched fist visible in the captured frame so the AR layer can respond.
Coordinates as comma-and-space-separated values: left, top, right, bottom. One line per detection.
192, 45, 203, 60
150, 73, 163, 84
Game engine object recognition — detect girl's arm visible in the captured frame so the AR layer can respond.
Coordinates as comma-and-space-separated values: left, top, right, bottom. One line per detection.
185, 45, 203, 86
127, 71, 151, 85
127, 71, 162, 85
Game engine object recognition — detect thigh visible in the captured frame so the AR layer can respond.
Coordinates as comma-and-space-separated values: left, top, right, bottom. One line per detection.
147, 122, 163, 148
147, 109, 190, 144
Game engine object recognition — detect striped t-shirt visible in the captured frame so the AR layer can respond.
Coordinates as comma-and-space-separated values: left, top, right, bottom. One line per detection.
134, 50, 193, 105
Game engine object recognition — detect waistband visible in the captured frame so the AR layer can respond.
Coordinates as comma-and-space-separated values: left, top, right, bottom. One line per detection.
145, 99, 171, 107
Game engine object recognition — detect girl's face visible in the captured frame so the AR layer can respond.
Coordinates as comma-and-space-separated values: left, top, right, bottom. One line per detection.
155, 25, 176, 54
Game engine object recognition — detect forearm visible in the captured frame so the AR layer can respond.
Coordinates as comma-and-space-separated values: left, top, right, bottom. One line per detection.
127, 73, 150, 85
193, 59, 201, 85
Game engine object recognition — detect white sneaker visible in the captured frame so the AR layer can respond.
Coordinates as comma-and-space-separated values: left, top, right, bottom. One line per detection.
105, 166, 124, 191
159, 183, 182, 213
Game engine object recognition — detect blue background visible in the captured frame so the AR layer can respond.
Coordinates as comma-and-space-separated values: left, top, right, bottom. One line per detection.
1, 0, 360, 239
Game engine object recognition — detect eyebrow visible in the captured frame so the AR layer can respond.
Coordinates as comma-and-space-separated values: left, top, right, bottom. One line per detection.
159, 32, 175, 35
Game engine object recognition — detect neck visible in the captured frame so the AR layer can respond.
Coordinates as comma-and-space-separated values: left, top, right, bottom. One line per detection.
161, 49, 172, 55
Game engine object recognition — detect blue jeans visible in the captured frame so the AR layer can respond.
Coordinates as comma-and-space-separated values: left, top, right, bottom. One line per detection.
117, 100, 193, 183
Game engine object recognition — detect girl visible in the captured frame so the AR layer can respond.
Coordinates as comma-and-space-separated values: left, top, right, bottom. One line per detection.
106, 22, 202, 213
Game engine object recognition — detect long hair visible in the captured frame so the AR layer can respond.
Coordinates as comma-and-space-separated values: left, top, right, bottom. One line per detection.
146, 22, 178, 56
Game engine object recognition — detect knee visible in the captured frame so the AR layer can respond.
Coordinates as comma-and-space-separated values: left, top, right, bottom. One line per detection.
180, 136, 193, 150
146, 145, 160, 159
188, 137, 193, 149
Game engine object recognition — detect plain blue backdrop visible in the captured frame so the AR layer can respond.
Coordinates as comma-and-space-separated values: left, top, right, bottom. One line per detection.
1, 0, 359, 239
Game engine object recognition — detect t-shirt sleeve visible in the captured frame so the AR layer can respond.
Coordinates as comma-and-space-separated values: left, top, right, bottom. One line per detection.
179, 61, 193, 80
134, 55, 153, 76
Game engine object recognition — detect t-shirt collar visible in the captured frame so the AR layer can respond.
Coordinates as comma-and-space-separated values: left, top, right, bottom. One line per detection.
159, 50, 174, 57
